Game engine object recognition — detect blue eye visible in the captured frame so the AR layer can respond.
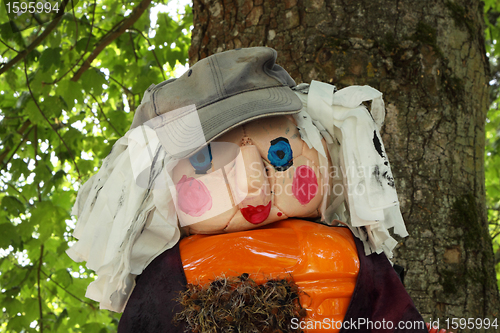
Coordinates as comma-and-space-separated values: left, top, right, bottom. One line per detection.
267, 137, 293, 171
189, 145, 212, 174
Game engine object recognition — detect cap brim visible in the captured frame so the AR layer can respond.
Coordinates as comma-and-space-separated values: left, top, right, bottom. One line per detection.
200, 86, 302, 147
148, 86, 302, 159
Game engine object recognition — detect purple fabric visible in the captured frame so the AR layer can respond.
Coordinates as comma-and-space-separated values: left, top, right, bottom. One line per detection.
117, 243, 186, 333
339, 236, 428, 333
118, 228, 427, 333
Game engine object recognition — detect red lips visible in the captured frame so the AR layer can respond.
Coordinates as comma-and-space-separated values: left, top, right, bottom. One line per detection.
240, 201, 272, 224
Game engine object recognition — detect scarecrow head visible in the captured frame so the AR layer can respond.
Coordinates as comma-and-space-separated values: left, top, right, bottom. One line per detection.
67, 47, 407, 312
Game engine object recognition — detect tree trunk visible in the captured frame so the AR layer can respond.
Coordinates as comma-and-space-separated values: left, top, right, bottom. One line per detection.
189, 0, 500, 329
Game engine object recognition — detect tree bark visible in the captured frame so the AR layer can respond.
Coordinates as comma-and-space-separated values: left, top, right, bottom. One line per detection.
189, 0, 500, 329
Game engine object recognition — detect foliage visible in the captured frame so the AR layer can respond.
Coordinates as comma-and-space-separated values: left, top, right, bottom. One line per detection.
484, 0, 500, 290
0, 0, 192, 331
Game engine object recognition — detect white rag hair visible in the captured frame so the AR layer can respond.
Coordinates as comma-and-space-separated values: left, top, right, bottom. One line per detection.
293, 80, 408, 258
66, 79, 408, 313
66, 125, 180, 312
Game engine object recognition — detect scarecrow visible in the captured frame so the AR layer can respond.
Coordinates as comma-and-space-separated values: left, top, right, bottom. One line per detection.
67, 47, 446, 332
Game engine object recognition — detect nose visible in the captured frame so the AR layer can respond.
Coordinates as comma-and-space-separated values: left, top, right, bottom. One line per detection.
232, 144, 272, 224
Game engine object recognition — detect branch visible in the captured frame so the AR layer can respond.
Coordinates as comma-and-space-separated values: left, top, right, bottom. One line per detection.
0, 120, 32, 167
40, 269, 96, 309
0, 0, 70, 76
4, 127, 33, 166
37, 245, 44, 333
34, 126, 42, 202
0, 126, 34, 173
1, 182, 31, 204
0, 39, 18, 53
23, 60, 81, 178
128, 28, 166, 80
129, 31, 139, 62
71, 0, 153, 82
49, 0, 96, 85
70, 0, 79, 44
88, 92, 123, 136
107, 73, 135, 97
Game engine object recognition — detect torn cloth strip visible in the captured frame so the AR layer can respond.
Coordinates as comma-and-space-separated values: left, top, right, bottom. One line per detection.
306, 80, 408, 258
66, 125, 180, 312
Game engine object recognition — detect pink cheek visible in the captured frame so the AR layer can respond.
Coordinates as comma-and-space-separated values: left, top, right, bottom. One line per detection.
292, 165, 318, 205
176, 175, 212, 217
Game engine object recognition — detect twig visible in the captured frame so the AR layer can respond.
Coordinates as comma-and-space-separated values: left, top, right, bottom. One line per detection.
107, 74, 135, 97
128, 28, 166, 80
23, 60, 81, 178
37, 245, 44, 333
49, 0, 96, 85
0, 39, 18, 53
129, 31, 139, 62
40, 269, 96, 310
0, 126, 34, 171
71, 0, 153, 82
1, 182, 31, 204
71, 0, 79, 43
0, 0, 70, 76
0, 120, 32, 166
88, 92, 123, 136
34, 126, 42, 202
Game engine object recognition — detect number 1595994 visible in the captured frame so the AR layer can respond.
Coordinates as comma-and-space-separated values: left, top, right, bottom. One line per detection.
445, 317, 498, 330
5, 1, 60, 14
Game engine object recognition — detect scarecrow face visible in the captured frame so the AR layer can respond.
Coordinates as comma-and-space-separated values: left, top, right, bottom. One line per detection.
171, 116, 331, 234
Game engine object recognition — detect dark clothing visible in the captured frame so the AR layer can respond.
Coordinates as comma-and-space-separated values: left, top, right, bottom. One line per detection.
118, 243, 187, 333
118, 228, 427, 333
339, 237, 427, 333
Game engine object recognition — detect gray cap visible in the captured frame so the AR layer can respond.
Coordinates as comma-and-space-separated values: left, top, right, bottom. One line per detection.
130, 47, 302, 158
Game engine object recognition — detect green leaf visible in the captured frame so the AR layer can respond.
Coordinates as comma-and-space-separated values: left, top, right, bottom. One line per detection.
1, 196, 24, 216
23, 99, 46, 125
54, 269, 73, 288
0, 222, 21, 249
23, 297, 39, 323
42, 95, 64, 119
5, 69, 18, 91
81, 68, 107, 95
0, 22, 15, 40
76, 36, 96, 53
7, 314, 27, 332
58, 80, 84, 108
30, 201, 56, 242
2, 297, 23, 317
48, 31, 62, 49
53, 308, 69, 331
39, 47, 62, 72
82, 322, 106, 333
112, 64, 127, 77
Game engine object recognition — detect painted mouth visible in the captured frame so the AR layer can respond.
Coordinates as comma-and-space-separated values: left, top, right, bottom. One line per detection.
240, 201, 272, 224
